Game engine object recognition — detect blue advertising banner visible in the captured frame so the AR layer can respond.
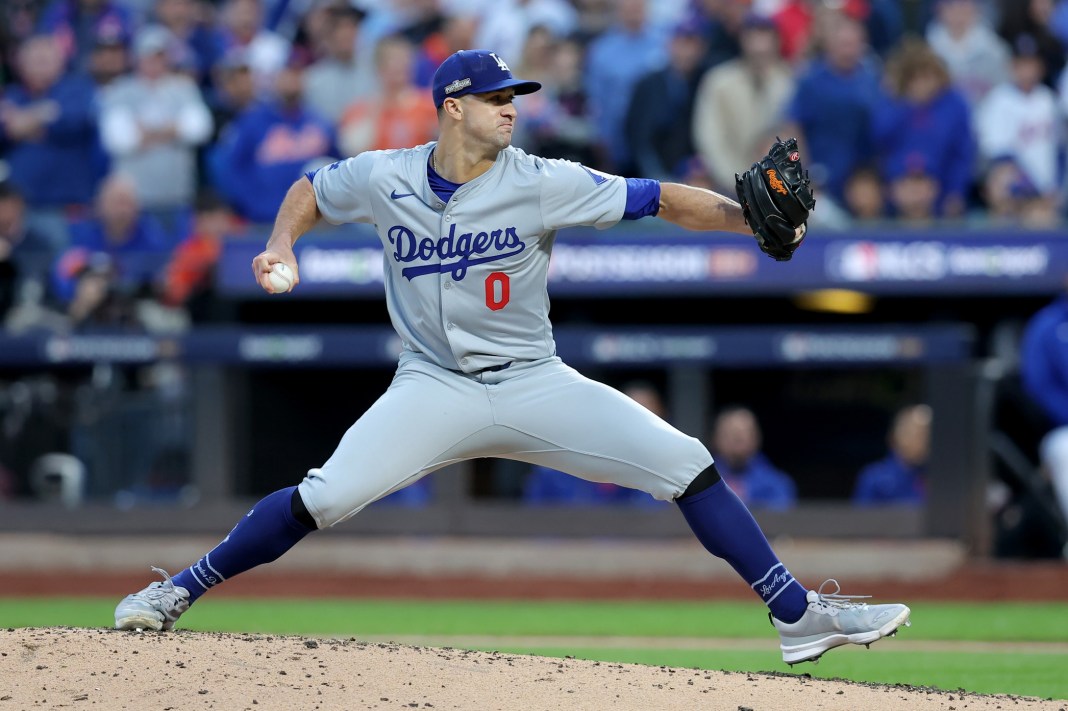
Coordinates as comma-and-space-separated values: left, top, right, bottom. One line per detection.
0, 324, 973, 368
217, 225, 1067, 298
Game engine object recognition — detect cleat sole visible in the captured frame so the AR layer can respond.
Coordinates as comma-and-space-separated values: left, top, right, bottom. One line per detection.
115, 614, 164, 632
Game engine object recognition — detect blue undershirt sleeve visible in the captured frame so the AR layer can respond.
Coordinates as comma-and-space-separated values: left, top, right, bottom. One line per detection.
623, 178, 661, 220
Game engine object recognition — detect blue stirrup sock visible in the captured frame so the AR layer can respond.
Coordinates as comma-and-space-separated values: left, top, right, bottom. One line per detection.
173, 486, 315, 603
677, 480, 809, 623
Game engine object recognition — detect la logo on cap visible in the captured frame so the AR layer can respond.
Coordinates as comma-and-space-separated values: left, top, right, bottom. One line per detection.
491, 53, 509, 71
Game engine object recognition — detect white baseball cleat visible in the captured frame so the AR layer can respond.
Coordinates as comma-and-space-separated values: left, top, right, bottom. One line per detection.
771, 579, 911, 665
114, 567, 191, 631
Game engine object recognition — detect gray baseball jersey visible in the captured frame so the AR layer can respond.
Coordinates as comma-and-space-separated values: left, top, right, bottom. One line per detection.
312, 143, 624, 373
299, 143, 711, 527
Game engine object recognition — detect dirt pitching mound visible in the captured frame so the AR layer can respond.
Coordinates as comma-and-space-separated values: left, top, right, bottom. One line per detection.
1, 628, 1062, 711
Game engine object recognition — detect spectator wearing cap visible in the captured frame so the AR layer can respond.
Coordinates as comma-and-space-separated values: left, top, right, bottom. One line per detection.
54, 173, 170, 304
209, 53, 336, 224
153, 0, 226, 89
303, 4, 376, 124
0, 34, 99, 251
218, 0, 291, 95
692, 13, 794, 193
623, 19, 707, 181
87, 22, 130, 88
884, 157, 941, 223
980, 156, 1059, 226
926, 0, 1011, 110
99, 25, 214, 239
997, 0, 1065, 87
975, 35, 1063, 207
337, 34, 438, 157
873, 38, 974, 218
782, 11, 881, 204
207, 48, 257, 140
36, 0, 133, 72
585, 0, 668, 174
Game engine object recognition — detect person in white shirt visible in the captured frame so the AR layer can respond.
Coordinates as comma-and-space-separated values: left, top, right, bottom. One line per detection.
975, 35, 1063, 204
99, 25, 213, 234
926, 0, 1010, 109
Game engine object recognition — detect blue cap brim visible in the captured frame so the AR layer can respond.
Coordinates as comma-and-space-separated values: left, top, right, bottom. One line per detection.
478, 78, 542, 96
442, 78, 542, 105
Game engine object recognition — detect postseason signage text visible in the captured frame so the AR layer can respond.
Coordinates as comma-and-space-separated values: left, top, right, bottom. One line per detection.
217, 226, 1068, 297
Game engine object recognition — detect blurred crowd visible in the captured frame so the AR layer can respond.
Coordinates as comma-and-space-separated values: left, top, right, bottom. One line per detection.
2, 0, 1068, 330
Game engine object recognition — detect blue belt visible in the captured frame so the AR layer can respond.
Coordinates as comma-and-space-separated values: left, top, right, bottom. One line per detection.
475, 361, 512, 374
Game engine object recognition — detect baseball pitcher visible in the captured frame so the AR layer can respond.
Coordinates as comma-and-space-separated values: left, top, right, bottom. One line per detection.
115, 50, 908, 665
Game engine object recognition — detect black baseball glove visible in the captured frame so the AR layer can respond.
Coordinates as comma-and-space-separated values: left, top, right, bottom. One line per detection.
735, 137, 816, 261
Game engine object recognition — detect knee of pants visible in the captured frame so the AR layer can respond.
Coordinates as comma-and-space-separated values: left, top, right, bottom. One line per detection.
650, 437, 715, 501
297, 468, 380, 528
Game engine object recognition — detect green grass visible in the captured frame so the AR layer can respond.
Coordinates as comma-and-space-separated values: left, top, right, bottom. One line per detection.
477, 647, 1068, 699
2, 598, 1066, 699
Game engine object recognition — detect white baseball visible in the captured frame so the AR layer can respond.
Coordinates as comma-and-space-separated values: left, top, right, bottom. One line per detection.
268, 262, 294, 294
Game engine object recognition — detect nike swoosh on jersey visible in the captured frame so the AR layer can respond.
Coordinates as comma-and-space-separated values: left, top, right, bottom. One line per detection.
390, 190, 416, 199
581, 166, 609, 186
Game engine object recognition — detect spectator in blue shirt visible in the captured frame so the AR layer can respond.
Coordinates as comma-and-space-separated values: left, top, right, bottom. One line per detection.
53, 174, 170, 303
784, 11, 881, 202
0, 34, 100, 250
874, 38, 974, 218
1020, 292, 1068, 529
624, 19, 706, 181
584, 0, 667, 174
209, 55, 336, 223
710, 406, 797, 510
853, 405, 932, 506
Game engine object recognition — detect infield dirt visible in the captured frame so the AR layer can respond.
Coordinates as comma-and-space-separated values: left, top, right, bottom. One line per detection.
1, 628, 1063, 711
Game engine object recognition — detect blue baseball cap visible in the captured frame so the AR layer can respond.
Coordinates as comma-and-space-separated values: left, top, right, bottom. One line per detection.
432, 49, 541, 107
